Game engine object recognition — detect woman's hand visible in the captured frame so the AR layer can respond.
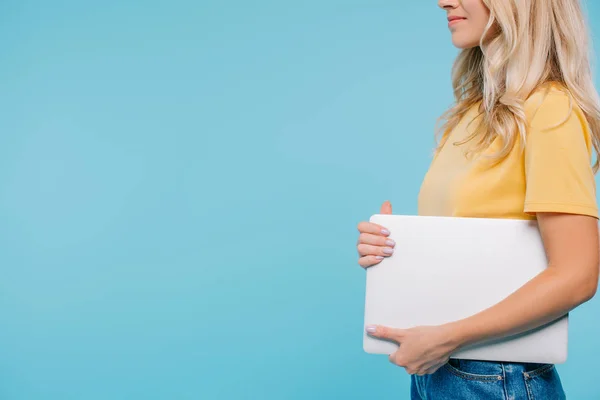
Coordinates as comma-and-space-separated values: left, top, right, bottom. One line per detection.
356, 201, 395, 268
366, 324, 460, 375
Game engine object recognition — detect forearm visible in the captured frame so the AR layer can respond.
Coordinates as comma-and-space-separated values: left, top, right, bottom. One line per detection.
448, 267, 597, 350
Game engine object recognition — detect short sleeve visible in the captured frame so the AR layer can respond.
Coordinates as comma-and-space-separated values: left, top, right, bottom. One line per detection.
524, 89, 598, 218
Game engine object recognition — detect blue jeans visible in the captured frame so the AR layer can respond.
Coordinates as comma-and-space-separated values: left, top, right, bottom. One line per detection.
411, 359, 566, 399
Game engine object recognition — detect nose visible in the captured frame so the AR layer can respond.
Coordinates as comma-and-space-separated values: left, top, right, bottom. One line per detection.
438, 0, 458, 9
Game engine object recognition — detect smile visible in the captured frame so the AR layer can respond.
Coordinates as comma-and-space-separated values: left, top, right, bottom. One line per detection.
448, 17, 466, 27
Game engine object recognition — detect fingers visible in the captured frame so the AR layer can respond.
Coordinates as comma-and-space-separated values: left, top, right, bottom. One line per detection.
357, 239, 395, 255
357, 221, 390, 236
388, 353, 410, 371
387, 354, 422, 376
359, 233, 396, 248
388, 354, 443, 376
356, 206, 393, 268
365, 325, 404, 342
358, 255, 384, 268
357, 246, 393, 268
380, 200, 392, 215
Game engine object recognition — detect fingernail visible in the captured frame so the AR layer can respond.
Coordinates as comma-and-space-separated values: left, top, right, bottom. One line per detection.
385, 239, 396, 247
366, 325, 377, 333
381, 229, 390, 235
383, 247, 394, 254
375, 256, 384, 260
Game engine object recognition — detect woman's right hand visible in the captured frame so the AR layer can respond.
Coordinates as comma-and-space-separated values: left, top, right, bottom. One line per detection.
356, 200, 395, 268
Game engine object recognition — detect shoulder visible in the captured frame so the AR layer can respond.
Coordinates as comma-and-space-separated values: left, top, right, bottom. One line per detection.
523, 82, 593, 154
524, 82, 585, 130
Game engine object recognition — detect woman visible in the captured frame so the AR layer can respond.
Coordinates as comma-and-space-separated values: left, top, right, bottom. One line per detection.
355, 0, 600, 399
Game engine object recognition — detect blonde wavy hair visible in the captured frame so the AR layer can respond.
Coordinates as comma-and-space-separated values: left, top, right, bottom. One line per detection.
437, 0, 600, 172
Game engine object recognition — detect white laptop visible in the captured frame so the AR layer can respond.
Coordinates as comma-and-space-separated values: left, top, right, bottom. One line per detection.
363, 214, 568, 364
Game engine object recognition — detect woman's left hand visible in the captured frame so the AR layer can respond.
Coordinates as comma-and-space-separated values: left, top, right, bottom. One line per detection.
366, 323, 461, 375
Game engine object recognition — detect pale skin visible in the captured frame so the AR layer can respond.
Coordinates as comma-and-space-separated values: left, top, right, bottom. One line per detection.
355, 0, 600, 377
438, 0, 492, 49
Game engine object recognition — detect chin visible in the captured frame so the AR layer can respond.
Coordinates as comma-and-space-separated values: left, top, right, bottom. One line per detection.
451, 38, 480, 49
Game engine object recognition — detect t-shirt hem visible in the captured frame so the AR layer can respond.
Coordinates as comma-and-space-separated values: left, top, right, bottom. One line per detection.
524, 201, 599, 218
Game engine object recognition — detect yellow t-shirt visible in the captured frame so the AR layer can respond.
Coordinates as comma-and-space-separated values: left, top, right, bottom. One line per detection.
418, 84, 598, 220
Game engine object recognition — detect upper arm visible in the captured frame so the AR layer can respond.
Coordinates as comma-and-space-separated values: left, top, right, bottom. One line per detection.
524, 89, 598, 218
524, 88, 599, 298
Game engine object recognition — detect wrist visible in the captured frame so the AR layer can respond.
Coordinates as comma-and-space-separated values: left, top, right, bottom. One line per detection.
443, 319, 472, 351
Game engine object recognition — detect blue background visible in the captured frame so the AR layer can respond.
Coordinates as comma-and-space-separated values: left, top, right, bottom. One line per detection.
0, 1, 599, 399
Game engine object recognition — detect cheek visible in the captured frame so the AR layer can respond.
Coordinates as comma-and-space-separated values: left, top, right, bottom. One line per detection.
463, 0, 490, 14
473, 4, 491, 31
463, 0, 491, 28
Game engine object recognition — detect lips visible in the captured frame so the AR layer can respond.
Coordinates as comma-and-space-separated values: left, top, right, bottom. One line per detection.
447, 15, 466, 27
